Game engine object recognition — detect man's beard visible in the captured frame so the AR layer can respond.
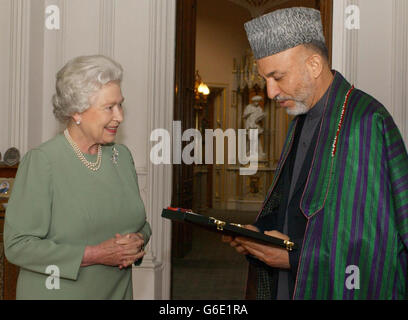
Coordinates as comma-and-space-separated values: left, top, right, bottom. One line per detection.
275, 96, 310, 116
285, 101, 309, 116
275, 72, 314, 116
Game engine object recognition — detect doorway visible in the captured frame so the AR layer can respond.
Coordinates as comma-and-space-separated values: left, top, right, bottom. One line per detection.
171, 0, 333, 300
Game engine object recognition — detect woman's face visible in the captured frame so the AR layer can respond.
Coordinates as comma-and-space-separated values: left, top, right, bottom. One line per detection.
76, 81, 124, 145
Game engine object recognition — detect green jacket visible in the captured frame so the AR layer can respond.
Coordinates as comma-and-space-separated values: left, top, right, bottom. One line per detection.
256, 72, 408, 299
4, 134, 151, 299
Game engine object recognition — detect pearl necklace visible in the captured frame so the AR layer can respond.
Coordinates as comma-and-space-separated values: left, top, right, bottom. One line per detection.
64, 129, 102, 171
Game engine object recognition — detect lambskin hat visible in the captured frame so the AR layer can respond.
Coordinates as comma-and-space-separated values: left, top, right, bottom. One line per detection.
244, 7, 326, 60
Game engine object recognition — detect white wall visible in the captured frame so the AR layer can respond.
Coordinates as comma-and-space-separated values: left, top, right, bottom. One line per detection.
0, 0, 175, 300
357, 0, 393, 111
332, 0, 408, 145
0, 0, 12, 155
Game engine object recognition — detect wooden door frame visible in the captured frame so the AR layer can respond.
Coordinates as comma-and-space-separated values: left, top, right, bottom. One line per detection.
171, 0, 197, 260
319, 0, 334, 67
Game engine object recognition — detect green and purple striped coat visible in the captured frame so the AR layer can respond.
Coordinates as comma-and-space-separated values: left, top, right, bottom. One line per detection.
258, 72, 408, 299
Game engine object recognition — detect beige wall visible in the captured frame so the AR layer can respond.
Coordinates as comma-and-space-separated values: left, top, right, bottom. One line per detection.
196, 0, 251, 128
332, 0, 408, 146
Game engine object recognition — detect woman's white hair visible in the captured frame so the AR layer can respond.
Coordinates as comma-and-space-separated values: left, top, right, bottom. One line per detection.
52, 55, 123, 123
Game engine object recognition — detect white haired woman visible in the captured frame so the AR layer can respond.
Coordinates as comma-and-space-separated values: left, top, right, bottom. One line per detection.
4, 55, 151, 299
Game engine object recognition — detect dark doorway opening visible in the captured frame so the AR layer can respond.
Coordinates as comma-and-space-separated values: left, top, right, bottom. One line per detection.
171, 0, 333, 300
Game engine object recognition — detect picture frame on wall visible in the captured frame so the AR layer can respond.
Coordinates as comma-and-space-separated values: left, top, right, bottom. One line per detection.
0, 178, 14, 199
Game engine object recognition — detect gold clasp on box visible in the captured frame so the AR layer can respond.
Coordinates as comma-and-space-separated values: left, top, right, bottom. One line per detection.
210, 217, 226, 231
284, 240, 295, 251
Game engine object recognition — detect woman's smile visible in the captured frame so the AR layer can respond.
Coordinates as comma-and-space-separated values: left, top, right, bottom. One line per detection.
105, 126, 119, 134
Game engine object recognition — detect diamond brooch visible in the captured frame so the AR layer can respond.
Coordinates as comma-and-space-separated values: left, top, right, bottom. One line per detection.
112, 146, 119, 164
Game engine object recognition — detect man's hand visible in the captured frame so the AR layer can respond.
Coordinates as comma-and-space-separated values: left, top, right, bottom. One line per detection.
222, 226, 291, 269
222, 225, 259, 255
235, 230, 290, 269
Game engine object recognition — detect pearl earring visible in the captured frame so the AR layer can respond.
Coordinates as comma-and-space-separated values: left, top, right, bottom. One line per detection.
76, 120, 81, 125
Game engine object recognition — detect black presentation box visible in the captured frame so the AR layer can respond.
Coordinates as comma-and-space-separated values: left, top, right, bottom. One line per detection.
162, 208, 298, 251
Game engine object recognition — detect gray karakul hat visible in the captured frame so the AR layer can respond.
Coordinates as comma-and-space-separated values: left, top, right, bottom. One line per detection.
244, 7, 326, 60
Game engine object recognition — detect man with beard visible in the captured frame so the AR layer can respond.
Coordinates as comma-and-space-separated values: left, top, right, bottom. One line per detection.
223, 7, 408, 299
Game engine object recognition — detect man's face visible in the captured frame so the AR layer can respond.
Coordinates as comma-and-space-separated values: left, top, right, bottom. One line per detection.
257, 45, 315, 116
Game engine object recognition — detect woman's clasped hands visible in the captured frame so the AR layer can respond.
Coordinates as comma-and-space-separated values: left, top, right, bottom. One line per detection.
115, 233, 145, 269
81, 233, 145, 269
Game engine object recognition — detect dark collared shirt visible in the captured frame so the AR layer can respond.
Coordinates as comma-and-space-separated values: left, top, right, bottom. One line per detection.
277, 87, 330, 300
289, 89, 329, 202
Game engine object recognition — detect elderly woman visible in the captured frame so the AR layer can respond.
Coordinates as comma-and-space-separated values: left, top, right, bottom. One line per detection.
4, 55, 151, 299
